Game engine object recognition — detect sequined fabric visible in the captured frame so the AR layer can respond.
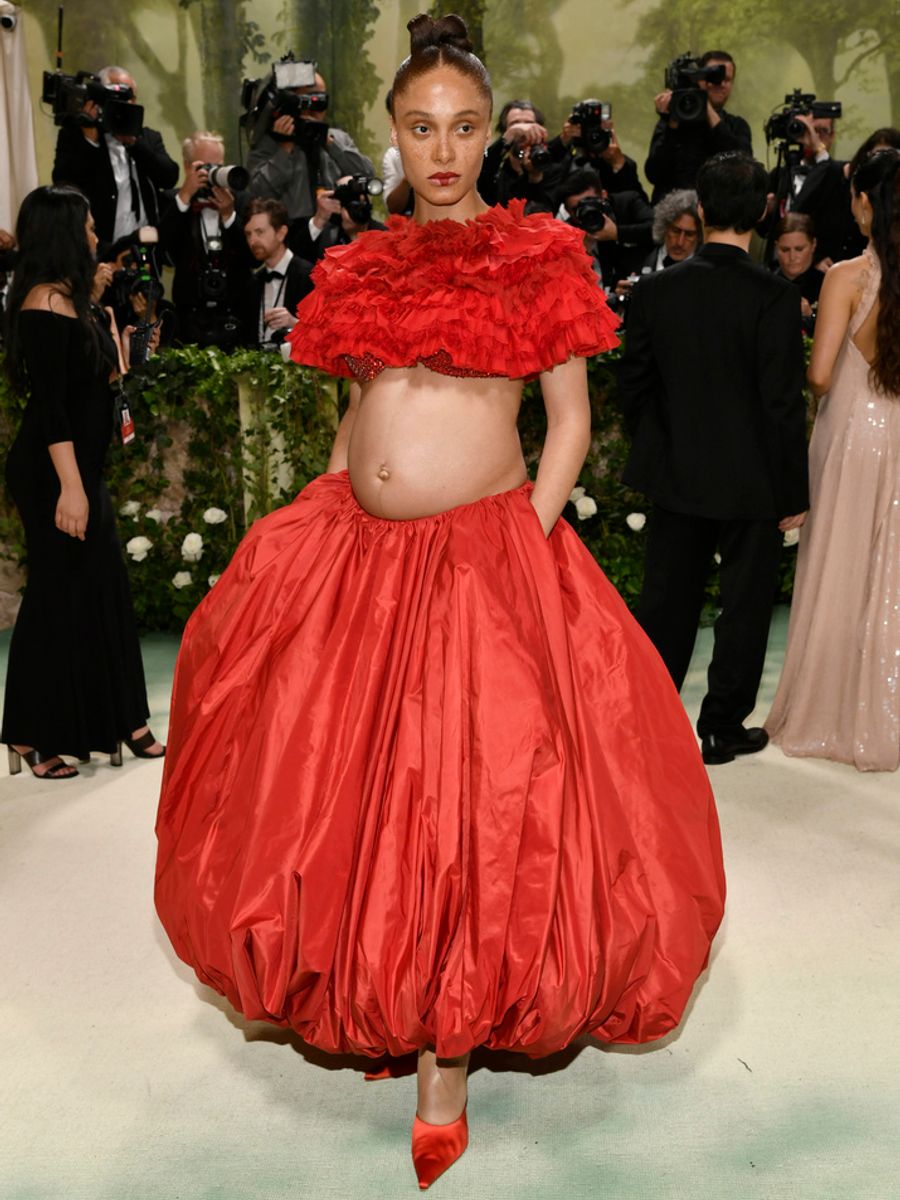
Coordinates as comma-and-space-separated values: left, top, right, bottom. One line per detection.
767, 247, 900, 771
345, 350, 499, 382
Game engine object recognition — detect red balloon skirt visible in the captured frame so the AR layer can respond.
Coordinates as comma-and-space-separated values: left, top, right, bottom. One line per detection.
155, 472, 725, 1059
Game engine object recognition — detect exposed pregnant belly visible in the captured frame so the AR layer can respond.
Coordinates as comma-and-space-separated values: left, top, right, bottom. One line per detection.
347, 368, 528, 520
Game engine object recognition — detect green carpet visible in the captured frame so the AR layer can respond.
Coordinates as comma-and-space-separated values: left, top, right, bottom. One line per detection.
1, 609, 897, 1200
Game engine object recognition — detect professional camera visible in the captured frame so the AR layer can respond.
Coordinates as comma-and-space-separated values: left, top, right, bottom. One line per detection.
194, 163, 250, 201
42, 70, 144, 138
663, 53, 726, 124
241, 53, 329, 148
764, 90, 842, 145
331, 175, 384, 225
508, 130, 552, 171
571, 195, 614, 234
569, 100, 612, 157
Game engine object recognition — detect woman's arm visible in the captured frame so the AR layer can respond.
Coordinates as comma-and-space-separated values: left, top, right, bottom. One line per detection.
807, 260, 858, 397
531, 355, 592, 537
49, 442, 89, 540
326, 381, 362, 472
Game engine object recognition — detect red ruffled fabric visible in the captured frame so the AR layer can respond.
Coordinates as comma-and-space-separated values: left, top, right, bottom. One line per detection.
288, 200, 620, 381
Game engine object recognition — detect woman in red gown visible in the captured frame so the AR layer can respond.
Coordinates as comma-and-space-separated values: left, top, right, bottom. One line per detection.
155, 14, 725, 1190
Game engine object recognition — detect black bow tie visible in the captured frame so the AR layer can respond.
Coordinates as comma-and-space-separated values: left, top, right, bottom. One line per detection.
261, 269, 284, 284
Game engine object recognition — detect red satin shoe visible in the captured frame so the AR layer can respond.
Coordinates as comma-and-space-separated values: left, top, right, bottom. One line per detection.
411, 1106, 468, 1190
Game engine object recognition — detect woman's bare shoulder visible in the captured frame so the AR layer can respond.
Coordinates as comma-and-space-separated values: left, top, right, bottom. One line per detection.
21, 284, 77, 317
823, 255, 870, 295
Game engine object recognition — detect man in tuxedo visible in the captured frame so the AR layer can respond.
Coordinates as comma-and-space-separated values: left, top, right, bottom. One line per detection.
242, 198, 313, 349
763, 114, 862, 268
52, 65, 178, 256
619, 152, 809, 765
158, 131, 251, 349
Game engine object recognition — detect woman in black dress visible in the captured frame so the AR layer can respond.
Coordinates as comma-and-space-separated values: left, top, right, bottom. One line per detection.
2, 186, 163, 779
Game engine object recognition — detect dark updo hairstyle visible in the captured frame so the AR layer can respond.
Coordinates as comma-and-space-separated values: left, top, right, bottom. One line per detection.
852, 148, 900, 396
847, 127, 900, 182
390, 13, 492, 115
3, 185, 98, 393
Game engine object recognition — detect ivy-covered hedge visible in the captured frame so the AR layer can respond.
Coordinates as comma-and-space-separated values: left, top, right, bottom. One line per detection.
0, 345, 798, 632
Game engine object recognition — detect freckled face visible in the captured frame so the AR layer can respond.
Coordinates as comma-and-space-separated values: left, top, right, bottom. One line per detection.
392, 66, 492, 217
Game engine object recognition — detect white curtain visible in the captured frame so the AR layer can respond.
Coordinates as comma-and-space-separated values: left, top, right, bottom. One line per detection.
0, 2, 39, 233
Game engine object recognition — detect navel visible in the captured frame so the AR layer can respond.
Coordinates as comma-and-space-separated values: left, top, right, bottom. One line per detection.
377, 463, 391, 482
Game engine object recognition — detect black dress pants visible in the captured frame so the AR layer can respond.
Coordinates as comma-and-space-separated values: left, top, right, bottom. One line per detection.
635, 505, 783, 736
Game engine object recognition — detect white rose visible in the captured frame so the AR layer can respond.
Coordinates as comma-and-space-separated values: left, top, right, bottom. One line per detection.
181, 532, 204, 563
145, 508, 163, 524
783, 527, 800, 547
625, 512, 646, 532
714, 553, 722, 565
203, 507, 228, 525
574, 495, 598, 520
208, 574, 221, 588
569, 486, 586, 503
125, 535, 153, 563
119, 500, 141, 518
172, 571, 193, 590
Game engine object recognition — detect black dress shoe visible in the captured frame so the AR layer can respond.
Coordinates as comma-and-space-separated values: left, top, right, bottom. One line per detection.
701, 727, 769, 765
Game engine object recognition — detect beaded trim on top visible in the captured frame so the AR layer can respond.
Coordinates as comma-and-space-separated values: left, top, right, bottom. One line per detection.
345, 350, 499, 382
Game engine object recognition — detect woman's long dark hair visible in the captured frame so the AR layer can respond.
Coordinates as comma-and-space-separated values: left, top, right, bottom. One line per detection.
853, 149, 900, 396
3, 186, 98, 393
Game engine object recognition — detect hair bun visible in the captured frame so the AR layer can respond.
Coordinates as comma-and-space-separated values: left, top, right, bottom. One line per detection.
407, 13, 474, 55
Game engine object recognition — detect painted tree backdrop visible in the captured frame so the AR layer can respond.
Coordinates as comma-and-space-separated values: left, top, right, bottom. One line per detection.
17, 0, 895, 194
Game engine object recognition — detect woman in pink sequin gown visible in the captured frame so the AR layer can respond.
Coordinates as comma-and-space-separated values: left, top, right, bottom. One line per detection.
767, 150, 900, 772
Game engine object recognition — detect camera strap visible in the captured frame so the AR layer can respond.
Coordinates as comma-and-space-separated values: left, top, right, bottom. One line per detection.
106, 308, 136, 446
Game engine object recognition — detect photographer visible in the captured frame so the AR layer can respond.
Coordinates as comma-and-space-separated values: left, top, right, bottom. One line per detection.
299, 176, 386, 262
242, 198, 313, 349
246, 66, 374, 223
559, 168, 654, 293
612, 189, 702, 310
479, 101, 558, 210
772, 213, 821, 334
763, 109, 858, 269
51, 65, 177, 254
158, 131, 251, 349
550, 104, 648, 202
645, 51, 751, 203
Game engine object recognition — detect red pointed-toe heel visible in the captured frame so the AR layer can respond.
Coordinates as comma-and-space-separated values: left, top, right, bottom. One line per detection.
411, 1106, 468, 1190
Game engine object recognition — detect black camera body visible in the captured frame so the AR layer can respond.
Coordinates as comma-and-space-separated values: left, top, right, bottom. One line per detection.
572, 196, 614, 234
764, 90, 842, 145
331, 175, 384, 225
241, 53, 330, 149
664, 53, 726, 124
570, 99, 612, 157
509, 138, 552, 171
42, 70, 144, 138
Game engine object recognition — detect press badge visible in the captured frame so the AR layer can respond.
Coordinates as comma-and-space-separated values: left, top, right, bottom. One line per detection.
115, 389, 136, 445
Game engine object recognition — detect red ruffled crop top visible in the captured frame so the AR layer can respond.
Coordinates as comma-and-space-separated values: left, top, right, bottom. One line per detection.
287, 200, 620, 382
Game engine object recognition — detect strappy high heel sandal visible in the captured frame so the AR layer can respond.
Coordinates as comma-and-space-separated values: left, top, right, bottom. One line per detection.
7, 747, 79, 780
123, 730, 165, 760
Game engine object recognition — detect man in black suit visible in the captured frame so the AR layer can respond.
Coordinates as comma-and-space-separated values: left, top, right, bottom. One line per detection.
645, 51, 752, 204
158, 131, 252, 349
52, 65, 178, 256
242, 198, 313, 349
620, 152, 809, 765
560, 168, 655, 292
763, 114, 863, 268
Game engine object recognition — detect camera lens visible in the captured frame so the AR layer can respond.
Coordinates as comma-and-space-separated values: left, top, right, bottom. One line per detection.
1, 14, 18, 30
